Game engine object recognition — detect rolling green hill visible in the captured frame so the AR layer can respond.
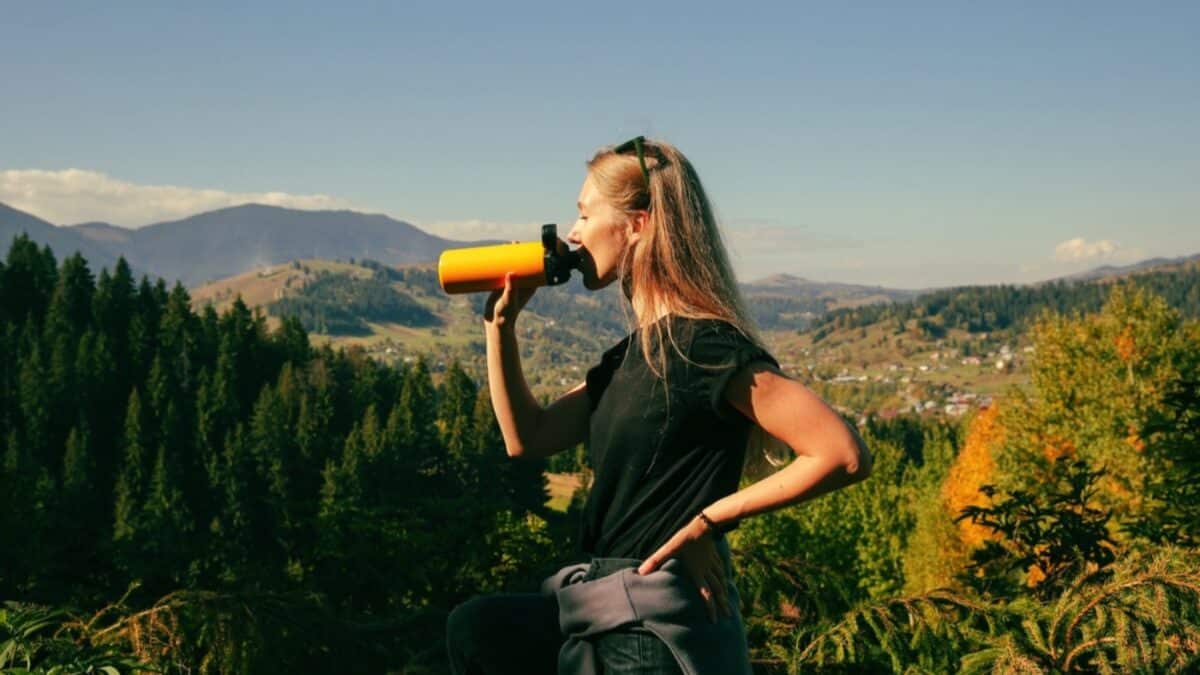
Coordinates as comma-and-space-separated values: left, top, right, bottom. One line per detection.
189, 255, 1200, 417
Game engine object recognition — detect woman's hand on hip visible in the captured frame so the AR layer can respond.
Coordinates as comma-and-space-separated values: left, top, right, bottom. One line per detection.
636, 517, 731, 623
484, 271, 536, 330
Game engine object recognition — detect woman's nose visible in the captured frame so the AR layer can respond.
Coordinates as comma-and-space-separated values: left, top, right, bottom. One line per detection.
566, 222, 582, 245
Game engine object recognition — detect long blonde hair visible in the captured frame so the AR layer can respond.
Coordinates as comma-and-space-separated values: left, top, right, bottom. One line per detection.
588, 138, 789, 478
586, 137, 762, 377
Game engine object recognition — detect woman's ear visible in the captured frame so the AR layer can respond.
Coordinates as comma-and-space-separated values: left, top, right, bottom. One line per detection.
628, 210, 650, 244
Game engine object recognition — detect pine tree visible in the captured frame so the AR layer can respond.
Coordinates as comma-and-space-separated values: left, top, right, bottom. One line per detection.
198, 303, 221, 367
466, 388, 507, 501
316, 419, 372, 605
45, 253, 95, 341
140, 442, 194, 589
0, 323, 10, 434
43, 254, 95, 448
92, 258, 136, 397
113, 389, 149, 546
145, 354, 170, 451
126, 277, 162, 384
208, 424, 255, 582
3, 429, 24, 479
159, 282, 200, 397
0, 427, 50, 596
294, 369, 335, 518
274, 313, 311, 369
52, 423, 105, 594
396, 358, 440, 482
61, 424, 94, 507
249, 384, 296, 553
218, 297, 264, 418
1, 234, 58, 326
438, 362, 477, 468
17, 334, 51, 472
297, 378, 334, 467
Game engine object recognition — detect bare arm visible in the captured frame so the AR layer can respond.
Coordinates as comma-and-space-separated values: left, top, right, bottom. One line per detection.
635, 360, 873, 620
483, 273, 590, 459
701, 361, 873, 528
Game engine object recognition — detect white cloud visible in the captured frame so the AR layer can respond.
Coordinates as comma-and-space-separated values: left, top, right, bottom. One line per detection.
0, 168, 354, 227
1053, 237, 1120, 262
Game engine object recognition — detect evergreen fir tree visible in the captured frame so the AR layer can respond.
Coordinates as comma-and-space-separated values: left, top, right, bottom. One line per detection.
1, 234, 58, 326
17, 334, 51, 471
92, 258, 136, 395
0, 323, 10, 431
396, 358, 440, 481
159, 282, 200, 395
45, 253, 95, 341
438, 362, 477, 467
465, 388, 506, 501
61, 424, 94, 506
43, 253, 95, 445
141, 442, 194, 589
249, 384, 295, 551
208, 423, 256, 583
274, 313, 311, 370
126, 277, 162, 385
53, 423, 106, 595
113, 389, 149, 546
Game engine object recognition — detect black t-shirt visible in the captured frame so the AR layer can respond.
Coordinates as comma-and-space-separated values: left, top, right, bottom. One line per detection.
581, 315, 780, 559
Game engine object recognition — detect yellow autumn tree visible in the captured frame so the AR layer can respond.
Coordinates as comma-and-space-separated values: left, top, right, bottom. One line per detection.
990, 283, 1196, 538
943, 403, 1002, 549
898, 403, 1002, 594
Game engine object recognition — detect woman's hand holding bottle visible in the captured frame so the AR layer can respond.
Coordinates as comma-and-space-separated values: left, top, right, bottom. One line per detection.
484, 271, 537, 331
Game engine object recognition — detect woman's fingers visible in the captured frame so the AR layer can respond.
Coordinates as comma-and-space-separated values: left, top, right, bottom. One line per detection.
483, 288, 502, 322
485, 274, 518, 324
692, 565, 730, 623
695, 580, 716, 623
706, 568, 731, 619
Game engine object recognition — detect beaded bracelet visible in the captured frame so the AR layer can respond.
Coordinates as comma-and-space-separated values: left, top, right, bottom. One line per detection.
696, 510, 730, 534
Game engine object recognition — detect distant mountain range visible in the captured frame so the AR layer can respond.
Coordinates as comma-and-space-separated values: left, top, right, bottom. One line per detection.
0, 202, 476, 287
740, 273, 920, 306
1052, 253, 1200, 283
2, 200, 1195, 300
0, 202, 128, 278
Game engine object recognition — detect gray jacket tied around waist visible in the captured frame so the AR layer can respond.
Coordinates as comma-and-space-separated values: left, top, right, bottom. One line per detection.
540, 537, 752, 675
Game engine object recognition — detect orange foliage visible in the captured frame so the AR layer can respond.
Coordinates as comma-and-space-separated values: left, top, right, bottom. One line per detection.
1114, 325, 1137, 363
1125, 422, 1146, 453
1041, 435, 1076, 463
1026, 561, 1047, 587
942, 404, 1003, 549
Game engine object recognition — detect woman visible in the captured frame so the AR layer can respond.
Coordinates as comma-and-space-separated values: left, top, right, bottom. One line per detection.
447, 137, 873, 674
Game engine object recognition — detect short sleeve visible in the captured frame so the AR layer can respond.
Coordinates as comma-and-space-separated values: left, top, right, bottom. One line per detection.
687, 322, 780, 422
585, 336, 631, 412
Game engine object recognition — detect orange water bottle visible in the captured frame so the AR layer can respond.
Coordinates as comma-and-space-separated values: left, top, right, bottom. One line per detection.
437, 224, 582, 294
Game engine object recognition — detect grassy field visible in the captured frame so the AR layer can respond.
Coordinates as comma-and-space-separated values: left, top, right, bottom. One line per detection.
190, 259, 370, 315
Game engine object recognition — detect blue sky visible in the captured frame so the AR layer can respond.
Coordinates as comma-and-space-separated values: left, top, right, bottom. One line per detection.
2, 2, 1197, 288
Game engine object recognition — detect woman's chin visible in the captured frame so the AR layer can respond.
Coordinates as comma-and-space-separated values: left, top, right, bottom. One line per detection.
583, 272, 617, 291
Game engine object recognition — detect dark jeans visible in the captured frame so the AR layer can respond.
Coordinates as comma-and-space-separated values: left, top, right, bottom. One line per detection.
446, 558, 683, 674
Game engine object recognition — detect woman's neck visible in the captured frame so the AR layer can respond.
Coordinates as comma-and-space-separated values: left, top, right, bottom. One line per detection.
632, 294, 673, 329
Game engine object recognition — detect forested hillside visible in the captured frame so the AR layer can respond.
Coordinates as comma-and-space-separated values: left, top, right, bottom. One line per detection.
0, 234, 568, 672
271, 269, 440, 335
3, 235, 1199, 673
810, 261, 1200, 340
